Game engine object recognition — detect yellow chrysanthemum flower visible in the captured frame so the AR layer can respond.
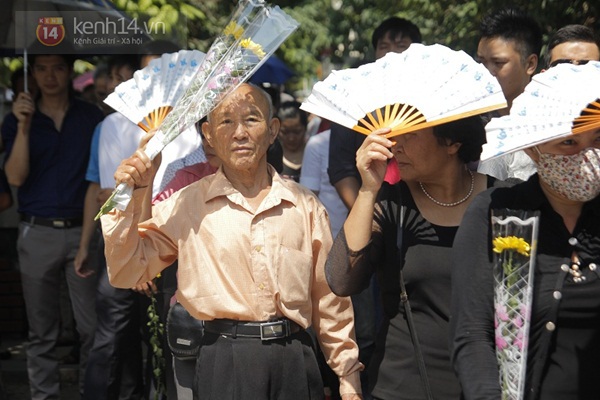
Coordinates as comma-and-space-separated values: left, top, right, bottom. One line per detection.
493, 236, 531, 256
240, 38, 266, 58
224, 22, 244, 40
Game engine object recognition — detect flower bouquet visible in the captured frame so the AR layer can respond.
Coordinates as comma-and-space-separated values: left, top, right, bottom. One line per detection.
95, 0, 298, 219
491, 209, 540, 400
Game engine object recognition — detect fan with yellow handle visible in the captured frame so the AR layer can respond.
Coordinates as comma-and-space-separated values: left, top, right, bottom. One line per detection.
138, 106, 173, 132
573, 99, 600, 135
103, 49, 206, 134
301, 43, 507, 139
481, 97, 600, 160
353, 102, 507, 137
481, 61, 600, 161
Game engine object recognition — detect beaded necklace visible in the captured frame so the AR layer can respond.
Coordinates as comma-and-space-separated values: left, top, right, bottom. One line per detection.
419, 169, 474, 207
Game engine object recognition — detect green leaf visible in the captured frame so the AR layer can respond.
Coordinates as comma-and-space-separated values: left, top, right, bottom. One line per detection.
138, 0, 153, 11
146, 5, 160, 17
180, 3, 205, 20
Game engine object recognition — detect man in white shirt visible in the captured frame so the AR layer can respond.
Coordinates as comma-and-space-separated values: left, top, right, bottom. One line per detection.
476, 8, 542, 181
300, 130, 347, 238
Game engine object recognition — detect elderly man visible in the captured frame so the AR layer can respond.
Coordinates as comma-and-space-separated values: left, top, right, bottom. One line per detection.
101, 83, 363, 400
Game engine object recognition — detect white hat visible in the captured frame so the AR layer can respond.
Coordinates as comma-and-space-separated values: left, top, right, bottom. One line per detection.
481, 61, 600, 160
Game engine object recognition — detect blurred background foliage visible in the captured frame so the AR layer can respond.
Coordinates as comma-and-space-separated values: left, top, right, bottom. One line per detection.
1, 0, 598, 97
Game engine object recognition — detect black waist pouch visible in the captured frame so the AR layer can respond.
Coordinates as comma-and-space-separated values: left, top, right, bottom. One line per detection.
166, 302, 204, 360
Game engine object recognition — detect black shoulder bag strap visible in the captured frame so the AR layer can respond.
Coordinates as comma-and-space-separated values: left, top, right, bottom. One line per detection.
399, 272, 434, 399
396, 192, 434, 400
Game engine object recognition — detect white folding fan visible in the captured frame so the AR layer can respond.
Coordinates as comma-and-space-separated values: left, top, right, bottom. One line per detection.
104, 49, 206, 131
95, 2, 299, 219
300, 43, 507, 138
481, 61, 600, 161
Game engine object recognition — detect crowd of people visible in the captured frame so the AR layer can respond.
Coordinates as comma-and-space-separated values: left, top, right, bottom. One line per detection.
0, 5, 599, 400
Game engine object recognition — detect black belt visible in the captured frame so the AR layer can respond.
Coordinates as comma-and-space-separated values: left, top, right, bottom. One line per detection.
21, 214, 83, 229
203, 318, 302, 340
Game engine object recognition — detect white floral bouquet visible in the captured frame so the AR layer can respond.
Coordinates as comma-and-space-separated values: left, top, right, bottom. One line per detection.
491, 209, 540, 400
96, 0, 298, 219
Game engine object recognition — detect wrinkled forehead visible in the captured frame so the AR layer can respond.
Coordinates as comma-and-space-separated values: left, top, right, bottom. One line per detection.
210, 84, 271, 119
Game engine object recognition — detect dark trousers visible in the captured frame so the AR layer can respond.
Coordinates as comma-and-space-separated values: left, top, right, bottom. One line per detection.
18, 223, 98, 398
143, 262, 178, 400
83, 235, 144, 400
194, 330, 324, 400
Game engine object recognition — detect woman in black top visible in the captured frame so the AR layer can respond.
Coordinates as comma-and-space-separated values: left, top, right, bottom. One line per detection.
451, 63, 600, 399
326, 115, 497, 400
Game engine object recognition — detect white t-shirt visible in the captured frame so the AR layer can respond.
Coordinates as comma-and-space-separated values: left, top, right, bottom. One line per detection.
299, 130, 348, 237
98, 112, 203, 198
478, 150, 537, 181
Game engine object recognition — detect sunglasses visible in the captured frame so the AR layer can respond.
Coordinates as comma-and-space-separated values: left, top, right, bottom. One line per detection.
548, 59, 591, 68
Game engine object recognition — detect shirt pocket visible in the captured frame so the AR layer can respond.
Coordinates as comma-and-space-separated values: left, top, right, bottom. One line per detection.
276, 245, 313, 306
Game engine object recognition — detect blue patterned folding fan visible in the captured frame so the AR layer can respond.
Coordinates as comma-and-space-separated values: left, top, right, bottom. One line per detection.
481, 61, 600, 160
104, 49, 206, 132
301, 43, 506, 138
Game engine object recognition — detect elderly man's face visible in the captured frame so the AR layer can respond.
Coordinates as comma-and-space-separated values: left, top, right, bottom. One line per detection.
203, 84, 279, 171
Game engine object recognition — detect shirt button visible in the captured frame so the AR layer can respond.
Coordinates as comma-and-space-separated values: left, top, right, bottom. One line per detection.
590, 263, 597, 271
568, 237, 578, 246
255, 245, 262, 252
258, 283, 265, 290
546, 321, 556, 331
553, 291, 562, 300
560, 264, 570, 272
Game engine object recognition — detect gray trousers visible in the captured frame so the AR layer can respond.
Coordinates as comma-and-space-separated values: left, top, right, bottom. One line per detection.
173, 357, 195, 400
18, 222, 98, 399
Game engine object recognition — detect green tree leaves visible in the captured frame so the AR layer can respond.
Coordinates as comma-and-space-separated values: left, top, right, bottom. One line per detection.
1, 0, 598, 94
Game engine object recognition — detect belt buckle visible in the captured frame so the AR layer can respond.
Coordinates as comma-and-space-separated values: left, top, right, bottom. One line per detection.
52, 219, 66, 228
260, 320, 289, 341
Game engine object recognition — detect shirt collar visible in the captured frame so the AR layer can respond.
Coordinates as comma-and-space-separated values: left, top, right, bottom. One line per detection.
186, 163, 218, 179
205, 164, 298, 209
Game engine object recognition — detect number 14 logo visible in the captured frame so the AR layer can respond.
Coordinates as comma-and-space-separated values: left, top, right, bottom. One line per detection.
36, 17, 65, 47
